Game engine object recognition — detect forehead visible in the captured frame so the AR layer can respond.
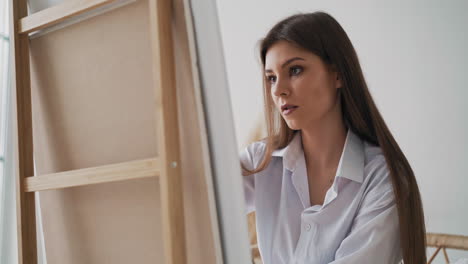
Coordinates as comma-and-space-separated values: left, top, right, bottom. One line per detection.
265, 40, 318, 69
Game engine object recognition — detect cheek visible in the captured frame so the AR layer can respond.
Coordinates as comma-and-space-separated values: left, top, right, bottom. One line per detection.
297, 78, 336, 109
269, 88, 277, 105
296, 77, 325, 100
297, 75, 333, 99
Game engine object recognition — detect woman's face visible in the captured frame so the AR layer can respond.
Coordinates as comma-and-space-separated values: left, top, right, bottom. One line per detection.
264, 40, 342, 130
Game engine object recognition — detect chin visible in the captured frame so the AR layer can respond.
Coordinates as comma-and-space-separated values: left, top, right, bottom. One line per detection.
285, 120, 302, 131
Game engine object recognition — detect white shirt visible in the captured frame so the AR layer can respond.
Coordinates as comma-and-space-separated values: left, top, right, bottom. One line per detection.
241, 128, 402, 264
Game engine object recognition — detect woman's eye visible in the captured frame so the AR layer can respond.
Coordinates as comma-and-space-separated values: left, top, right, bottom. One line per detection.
290, 66, 303, 76
266, 75, 276, 83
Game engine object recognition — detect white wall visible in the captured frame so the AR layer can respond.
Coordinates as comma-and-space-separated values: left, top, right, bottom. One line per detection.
216, 0, 468, 262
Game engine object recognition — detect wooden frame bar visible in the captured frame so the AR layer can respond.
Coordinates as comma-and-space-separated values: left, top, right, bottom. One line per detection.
24, 158, 160, 192
427, 232, 468, 251
148, 0, 187, 263
19, 0, 118, 34
427, 247, 442, 264
10, 0, 38, 262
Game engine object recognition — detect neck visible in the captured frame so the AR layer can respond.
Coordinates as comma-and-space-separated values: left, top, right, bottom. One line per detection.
300, 109, 347, 170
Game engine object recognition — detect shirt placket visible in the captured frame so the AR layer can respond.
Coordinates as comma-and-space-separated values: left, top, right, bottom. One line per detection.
292, 218, 320, 264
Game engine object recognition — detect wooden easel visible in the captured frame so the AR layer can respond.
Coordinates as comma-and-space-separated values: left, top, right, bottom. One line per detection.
10, 0, 187, 263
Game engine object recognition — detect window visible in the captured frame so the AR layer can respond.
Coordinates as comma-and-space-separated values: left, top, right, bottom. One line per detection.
0, 0, 13, 262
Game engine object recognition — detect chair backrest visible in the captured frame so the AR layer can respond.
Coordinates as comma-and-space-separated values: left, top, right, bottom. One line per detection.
427, 232, 468, 264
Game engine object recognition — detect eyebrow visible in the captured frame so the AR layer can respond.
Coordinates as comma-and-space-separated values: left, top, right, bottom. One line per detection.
265, 57, 305, 73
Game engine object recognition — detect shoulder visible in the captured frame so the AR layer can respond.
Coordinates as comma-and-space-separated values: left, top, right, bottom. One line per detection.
356, 141, 398, 214
240, 139, 267, 171
362, 141, 393, 195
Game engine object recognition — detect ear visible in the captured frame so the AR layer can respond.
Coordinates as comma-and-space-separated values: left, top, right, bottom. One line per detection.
335, 72, 342, 89
329, 64, 343, 89
329, 64, 342, 89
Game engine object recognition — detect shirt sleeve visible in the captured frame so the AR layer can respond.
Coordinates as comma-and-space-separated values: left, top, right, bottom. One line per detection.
329, 170, 403, 264
240, 142, 261, 214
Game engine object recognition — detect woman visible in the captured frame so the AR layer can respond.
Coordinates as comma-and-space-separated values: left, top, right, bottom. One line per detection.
240, 11, 426, 264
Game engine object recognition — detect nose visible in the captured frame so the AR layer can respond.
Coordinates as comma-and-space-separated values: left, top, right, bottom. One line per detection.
272, 79, 290, 97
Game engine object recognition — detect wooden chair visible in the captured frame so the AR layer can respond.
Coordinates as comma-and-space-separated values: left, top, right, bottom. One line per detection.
426, 233, 468, 264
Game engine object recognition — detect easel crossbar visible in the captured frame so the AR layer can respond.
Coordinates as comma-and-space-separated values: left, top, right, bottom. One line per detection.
19, 0, 119, 34
24, 158, 160, 192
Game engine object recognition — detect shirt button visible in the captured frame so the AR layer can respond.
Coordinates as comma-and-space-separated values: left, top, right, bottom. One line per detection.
305, 223, 311, 231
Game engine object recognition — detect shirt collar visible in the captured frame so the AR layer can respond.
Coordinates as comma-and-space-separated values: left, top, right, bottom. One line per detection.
271, 128, 365, 183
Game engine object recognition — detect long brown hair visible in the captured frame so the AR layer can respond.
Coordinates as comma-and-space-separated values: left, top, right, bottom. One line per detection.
242, 11, 427, 264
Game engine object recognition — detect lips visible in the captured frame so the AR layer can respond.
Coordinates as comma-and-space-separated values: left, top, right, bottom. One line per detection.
281, 104, 299, 115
